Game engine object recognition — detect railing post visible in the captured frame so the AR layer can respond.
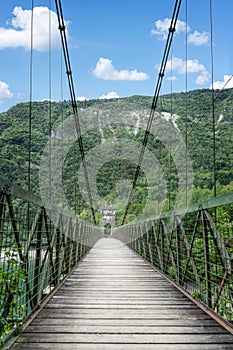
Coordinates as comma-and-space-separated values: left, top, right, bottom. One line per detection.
201, 207, 212, 308
146, 223, 153, 263
0, 193, 5, 250
142, 225, 146, 258
148, 223, 155, 264
134, 225, 139, 253
175, 216, 182, 285
74, 221, 79, 263
159, 220, 165, 272
54, 222, 61, 285
31, 208, 43, 309
63, 219, 71, 274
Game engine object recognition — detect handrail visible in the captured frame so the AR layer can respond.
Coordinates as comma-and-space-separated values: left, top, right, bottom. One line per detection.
113, 192, 233, 328
119, 192, 233, 225
0, 179, 102, 345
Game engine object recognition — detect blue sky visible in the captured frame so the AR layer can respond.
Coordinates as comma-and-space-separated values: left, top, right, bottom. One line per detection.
0, 0, 232, 112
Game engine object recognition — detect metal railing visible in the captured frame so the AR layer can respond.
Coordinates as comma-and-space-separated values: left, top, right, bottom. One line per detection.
0, 178, 102, 344
113, 193, 233, 326
1, 175, 232, 343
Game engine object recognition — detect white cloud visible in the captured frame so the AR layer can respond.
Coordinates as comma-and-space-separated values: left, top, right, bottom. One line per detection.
167, 76, 177, 81
41, 98, 53, 102
99, 91, 120, 100
188, 30, 209, 46
195, 70, 210, 85
0, 81, 13, 102
151, 18, 190, 40
211, 75, 233, 89
0, 6, 65, 51
152, 19, 209, 47
92, 58, 149, 81
166, 57, 205, 74
77, 96, 89, 101
165, 57, 210, 85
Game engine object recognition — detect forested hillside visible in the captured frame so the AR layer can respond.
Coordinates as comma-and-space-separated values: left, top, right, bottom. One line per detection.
1, 88, 233, 225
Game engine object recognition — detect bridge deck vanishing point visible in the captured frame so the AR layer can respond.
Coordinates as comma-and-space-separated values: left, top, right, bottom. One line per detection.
10, 238, 233, 350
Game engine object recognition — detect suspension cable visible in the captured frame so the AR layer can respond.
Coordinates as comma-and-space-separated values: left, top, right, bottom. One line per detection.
186, 75, 233, 137
168, 43, 174, 212
49, 0, 52, 207
27, 0, 34, 233
166, 0, 230, 198
156, 74, 233, 195
210, 0, 216, 198
28, 1, 34, 194
121, 0, 183, 225
185, 0, 188, 207
54, 0, 97, 225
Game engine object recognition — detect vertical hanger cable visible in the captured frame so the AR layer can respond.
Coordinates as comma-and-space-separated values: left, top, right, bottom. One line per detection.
27, 0, 34, 232
210, 0, 216, 198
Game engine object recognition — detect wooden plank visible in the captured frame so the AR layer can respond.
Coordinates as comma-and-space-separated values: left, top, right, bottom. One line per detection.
11, 343, 233, 350
24, 325, 229, 334
15, 333, 233, 344
49, 299, 194, 305
11, 237, 233, 349
31, 318, 223, 327
36, 308, 209, 318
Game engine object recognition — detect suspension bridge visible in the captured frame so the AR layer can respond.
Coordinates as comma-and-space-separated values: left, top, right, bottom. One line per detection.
1, 0, 233, 349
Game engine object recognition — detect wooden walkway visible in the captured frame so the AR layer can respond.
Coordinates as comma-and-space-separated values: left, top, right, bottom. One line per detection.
11, 238, 233, 350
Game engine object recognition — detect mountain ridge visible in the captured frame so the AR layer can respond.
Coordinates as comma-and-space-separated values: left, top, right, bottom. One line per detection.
0, 88, 232, 224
